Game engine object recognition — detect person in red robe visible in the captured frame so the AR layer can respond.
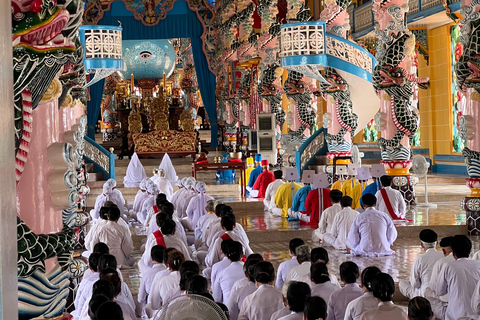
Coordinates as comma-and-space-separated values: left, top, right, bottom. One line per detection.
253, 160, 275, 198
303, 187, 332, 225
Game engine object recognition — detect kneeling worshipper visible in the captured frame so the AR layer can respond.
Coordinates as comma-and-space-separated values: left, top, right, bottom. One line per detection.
217, 153, 235, 182
272, 168, 302, 218
375, 175, 407, 220
351, 167, 371, 210
247, 154, 263, 197
159, 153, 178, 186
399, 229, 443, 299
360, 164, 386, 209
253, 160, 275, 198
137, 245, 167, 315
323, 196, 359, 250
89, 206, 134, 268
313, 189, 342, 242
186, 181, 214, 230
344, 266, 381, 320
128, 178, 151, 219
287, 170, 315, 222
90, 179, 127, 220
152, 168, 174, 200
295, 173, 332, 225
340, 165, 362, 198
263, 170, 285, 212
123, 152, 147, 188
174, 177, 197, 230
347, 193, 397, 256
137, 182, 159, 225
239, 157, 254, 195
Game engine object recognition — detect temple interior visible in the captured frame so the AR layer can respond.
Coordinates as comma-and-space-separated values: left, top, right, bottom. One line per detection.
7, 0, 480, 318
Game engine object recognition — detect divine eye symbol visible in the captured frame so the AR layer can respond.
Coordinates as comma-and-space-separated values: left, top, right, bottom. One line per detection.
139, 51, 153, 60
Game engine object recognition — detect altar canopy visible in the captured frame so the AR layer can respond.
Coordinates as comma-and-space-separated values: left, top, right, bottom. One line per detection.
87, 0, 218, 146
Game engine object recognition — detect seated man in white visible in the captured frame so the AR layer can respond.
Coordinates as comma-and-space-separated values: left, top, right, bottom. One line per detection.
344, 266, 381, 320
128, 178, 150, 219
315, 189, 343, 242
285, 244, 312, 286
152, 168, 174, 200
186, 181, 214, 231
309, 262, 339, 304
275, 238, 304, 289
137, 183, 159, 225
90, 179, 127, 220
374, 175, 406, 220
263, 170, 285, 211
323, 195, 359, 250
347, 193, 397, 257
399, 229, 443, 299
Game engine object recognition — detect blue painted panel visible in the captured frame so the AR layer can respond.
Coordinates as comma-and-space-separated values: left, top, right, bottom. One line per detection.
432, 164, 468, 175
433, 154, 465, 161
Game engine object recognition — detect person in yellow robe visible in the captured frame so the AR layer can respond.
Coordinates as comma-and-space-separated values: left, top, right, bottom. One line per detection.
351, 167, 372, 210
272, 181, 302, 217
239, 157, 254, 194
341, 176, 361, 198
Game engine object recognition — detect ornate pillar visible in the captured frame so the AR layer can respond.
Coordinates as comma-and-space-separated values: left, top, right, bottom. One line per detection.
372, 0, 429, 205
456, 0, 480, 233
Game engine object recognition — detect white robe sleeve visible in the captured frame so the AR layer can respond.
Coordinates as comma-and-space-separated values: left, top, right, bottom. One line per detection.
91, 195, 106, 220
434, 263, 449, 297
410, 257, 422, 289
347, 218, 361, 249
385, 215, 398, 245
472, 281, 480, 315
121, 226, 134, 258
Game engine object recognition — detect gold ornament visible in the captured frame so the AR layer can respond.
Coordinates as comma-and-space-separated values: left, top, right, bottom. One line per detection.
61, 94, 73, 108
180, 109, 195, 132
41, 78, 62, 103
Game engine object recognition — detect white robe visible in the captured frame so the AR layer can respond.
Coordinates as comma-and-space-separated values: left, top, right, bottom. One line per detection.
317, 203, 342, 238
138, 263, 168, 305
90, 190, 126, 220
146, 214, 187, 245
359, 302, 407, 320
132, 190, 149, 215
72, 272, 99, 318
375, 187, 406, 219
147, 269, 171, 304
228, 281, 257, 320
238, 284, 283, 320
176, 189, 197, 219
399, 248, 443, 298
285, 261, 340, 288
205, 230, 253, 268
123, 153, 147, 188
186, 192, 214, 229
212, 261, 245, 304
155, 176, 174, 200
150, 270, 180, 310
323, 207, 358, 250
344, 291, 378, 320
275, 256, 299, 289
195, 213, 216, 240
326, 283, 364, 320
434, 258, 480, 320
263, 180, 285, 211
211, 257, 231, 284
138, 194, 155, 225
347, 207, 397, 256
159, 153, 178, 185
170, 188, 187, 214
310, 281, 340, 306
89, 220, 134, 267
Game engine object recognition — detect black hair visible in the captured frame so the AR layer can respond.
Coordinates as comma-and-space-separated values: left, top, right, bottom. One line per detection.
361, 266, 381, 292
180, 260, 200, 275
254, 261, 275, 283
89, 252, 101, 272
166, 249, 185, 271
371, 272, 395, 302
274, 170, 283, 179
215, 204, 227, 217
221, 239, 234, 255
287, 281, 311, 312
380, 175, 392, 187
408, 296, 433, 320
304, 296, 327, 320
339, 261, 359, 284
440, 236, 453, 247
330, 189, 343, 203
93, 242, 109, 255
221, 213, 236, 231
156, 211, 171, 228
100, 270, 121, 297
340, 196, 353, 208
244, 254, 264, 282
311, 262, 330, 284
226, 241, 243, 262
92, 279, 115, 300
186, 275, 208, 294
180, 271, 198, 290
151, 245, 166, 263
95, 301, 123, 320
88, 294, 110, 320
99, 206, 110, 220
98, 254, 117, 272
106, 205, 121, 221
156, 193, 167, 206
361, 193, 377, 207
311, 247, 329, 264
161, 219, 176, 235
289, 238, 305, 255
222, 205, 233, 217
160, 202, 175, 216
451, 234, 472, 258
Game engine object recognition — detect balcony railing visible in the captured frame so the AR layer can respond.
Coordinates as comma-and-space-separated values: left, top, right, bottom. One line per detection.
83, 135, 115, 180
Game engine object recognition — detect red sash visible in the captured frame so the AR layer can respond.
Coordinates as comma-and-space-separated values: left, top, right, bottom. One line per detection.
153, 230, 166, 248
153, 205, 159, 213
380, 189, 402, 220
220, 233, 246, 262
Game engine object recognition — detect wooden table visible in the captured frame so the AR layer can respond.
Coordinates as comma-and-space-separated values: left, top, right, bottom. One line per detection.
192, 161, 247, 196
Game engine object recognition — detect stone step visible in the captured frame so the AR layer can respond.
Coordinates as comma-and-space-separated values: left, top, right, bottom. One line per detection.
88, 172, 104, 182
85, 163, 95, 173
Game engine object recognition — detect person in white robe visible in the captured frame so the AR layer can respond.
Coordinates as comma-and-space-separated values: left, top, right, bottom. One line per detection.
433, 235, 480, 320
90, 179, 127, 220
271, 281, 295, 320
212, 241, 245, 304
309, 262, 339, 305
176, 177, 197, 228
263, 170, 285, 211
195, 199, 218, 240
153, 168, 174, 200
186, 181, 214, 229
323, 196, 358, 250
277, 281, 311, 320
344, 266, 382, 320
314, 190, 343, 242
71, 253, 101, 319
374, 175, 406, 220
123, 152, 147, 188
137, 245, 167, 314
424, 236, 454, 320
359, 272, 407, 320
159, 153, 178, 185
326, 261, 363, 320
275, 238, 304, 289
89, 206, 134, 268
238, 261, 283, 320
137, 183, 159, 225
399, 229, 443, 299
347, 193, 397, 256
128, 178, 150, 219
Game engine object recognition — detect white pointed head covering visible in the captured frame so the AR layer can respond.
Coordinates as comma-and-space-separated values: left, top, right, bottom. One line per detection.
123, 153, 147, 188
195, 181, 207, 193
159, 153, 177, 184
103, 179, 116, 200
184, 177, 196, 190
139, 178, 149, 191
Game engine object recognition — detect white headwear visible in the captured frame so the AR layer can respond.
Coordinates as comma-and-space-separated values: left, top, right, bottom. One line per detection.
179, 177, 188, 188
123, 153, 147, 188
195, 181, 207, 193
102, 179, 116, 200
184, 177, 196, 190
159, 153, 177, 184
147, 181, 159, 195
139, 178, 149, 191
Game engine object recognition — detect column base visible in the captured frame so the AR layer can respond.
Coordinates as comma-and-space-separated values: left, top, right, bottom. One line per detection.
391, 175, 418, 206
461, 197, 480, 235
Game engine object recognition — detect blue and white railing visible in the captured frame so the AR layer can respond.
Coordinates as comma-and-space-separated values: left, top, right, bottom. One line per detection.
83, 135, 115, 179
295, 127, 328, 177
